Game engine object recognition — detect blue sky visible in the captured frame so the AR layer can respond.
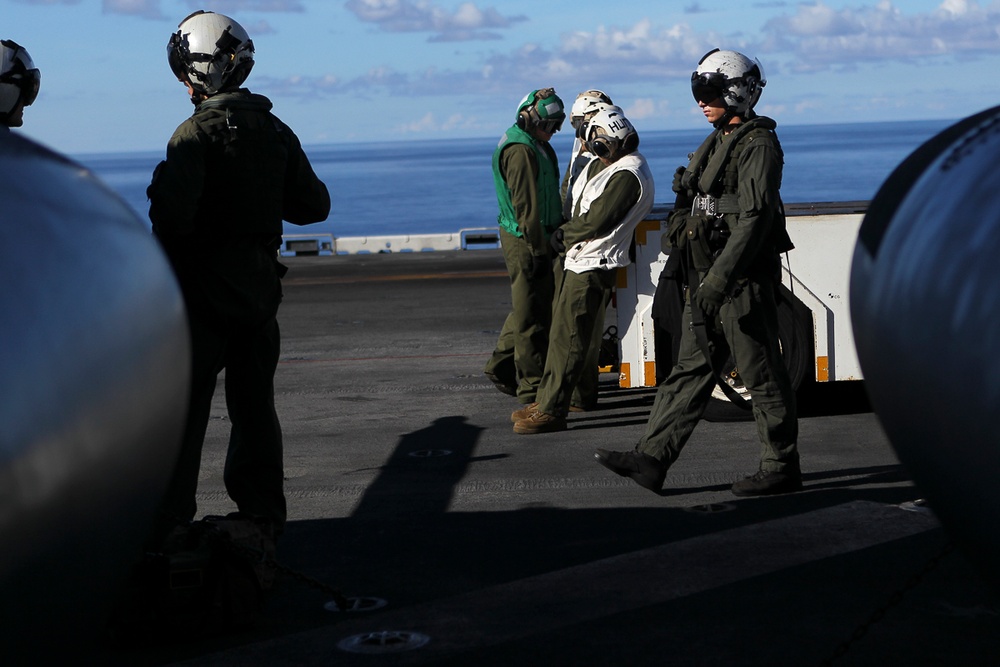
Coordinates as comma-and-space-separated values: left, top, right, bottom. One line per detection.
6, 0, 1000, 154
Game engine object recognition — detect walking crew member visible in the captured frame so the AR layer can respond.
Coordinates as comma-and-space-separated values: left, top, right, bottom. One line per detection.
147, 11, 331, 543
514, 108, 654, 434
595, 49, 800, 496
484, 88, 565, 406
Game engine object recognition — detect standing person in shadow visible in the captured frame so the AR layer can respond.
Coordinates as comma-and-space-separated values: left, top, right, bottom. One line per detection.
484, 88, 566, 409
147, 11, 330, 546
594, 49, 799, 496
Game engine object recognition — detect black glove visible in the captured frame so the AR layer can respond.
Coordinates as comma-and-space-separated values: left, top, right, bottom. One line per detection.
693, 281, 726, 318
672, 166, 692, 211
550, 227, 566, 254
672, 166, 686, 194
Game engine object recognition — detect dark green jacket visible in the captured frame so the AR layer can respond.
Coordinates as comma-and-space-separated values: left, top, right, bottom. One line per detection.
674, 115, 791, 294
149, 90, 330, 245
148, 89, 330, 324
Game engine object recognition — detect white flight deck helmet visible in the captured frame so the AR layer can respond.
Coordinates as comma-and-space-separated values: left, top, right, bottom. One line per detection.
577, 101, 622, 141
691, 48, 766, 120
0, 39, 40, 127
570, 89, 613, 137
585, 107, 639, 161
168, 10, 254, 98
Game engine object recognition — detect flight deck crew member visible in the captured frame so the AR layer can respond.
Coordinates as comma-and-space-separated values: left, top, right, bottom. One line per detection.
147, 11, 331, 543
556, 89, 620, 413
561, 90, 614, 220
484, 88, 566, 406
595, 49, 800, 496
514, 108, 654, 434
0, 39, 40, 129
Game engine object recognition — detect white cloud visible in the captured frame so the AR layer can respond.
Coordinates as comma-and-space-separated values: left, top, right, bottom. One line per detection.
396, 111, 437, 132
183, 0, 306, 11
345, 0, 527, 42
626, 98, 671, 120
101, 0, 164, 19
262, 3, 1000, 121
100, 0, 306, 19
762, 0, 1000, 68
940, 0, 974, 15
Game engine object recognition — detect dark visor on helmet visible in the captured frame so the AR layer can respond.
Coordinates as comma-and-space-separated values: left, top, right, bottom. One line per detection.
0, 40, 41, 107
691, 71, 726, 104
167, 32, 189, 79
21, 70, 39, 107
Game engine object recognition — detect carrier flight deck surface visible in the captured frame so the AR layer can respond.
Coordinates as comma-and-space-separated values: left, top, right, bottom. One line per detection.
101, 250, 998, 666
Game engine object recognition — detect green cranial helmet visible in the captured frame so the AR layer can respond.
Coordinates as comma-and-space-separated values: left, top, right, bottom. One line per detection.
516, 87, 566, 134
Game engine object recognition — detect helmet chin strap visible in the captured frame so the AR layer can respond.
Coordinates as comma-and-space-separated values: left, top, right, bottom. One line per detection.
714, 107, 754, 130
713, 110, 735, 129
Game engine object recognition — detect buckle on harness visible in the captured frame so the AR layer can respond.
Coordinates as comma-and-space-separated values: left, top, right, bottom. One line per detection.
691, 195, 719, 217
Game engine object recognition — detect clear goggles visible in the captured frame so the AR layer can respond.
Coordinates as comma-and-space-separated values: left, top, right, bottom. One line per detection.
536, 117, 564, 134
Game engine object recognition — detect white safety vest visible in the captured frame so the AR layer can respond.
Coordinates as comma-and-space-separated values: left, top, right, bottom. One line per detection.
564, 152, 655, 274
563, 137, 594, 220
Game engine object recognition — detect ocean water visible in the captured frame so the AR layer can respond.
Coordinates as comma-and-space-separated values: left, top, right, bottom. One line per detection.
73, 118, 955, 239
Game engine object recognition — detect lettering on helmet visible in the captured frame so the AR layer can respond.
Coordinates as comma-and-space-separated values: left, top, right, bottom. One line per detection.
608, 118, 629, 133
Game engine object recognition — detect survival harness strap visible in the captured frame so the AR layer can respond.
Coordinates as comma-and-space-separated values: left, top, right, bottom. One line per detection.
690, 299, 752, 410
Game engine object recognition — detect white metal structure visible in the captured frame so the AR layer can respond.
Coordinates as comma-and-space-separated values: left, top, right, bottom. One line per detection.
614, 202, 867, 389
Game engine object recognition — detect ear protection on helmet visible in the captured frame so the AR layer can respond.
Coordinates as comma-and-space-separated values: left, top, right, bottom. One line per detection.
588, 132, 639, 160
585, 108, 639, 160
515, 89, 539, 130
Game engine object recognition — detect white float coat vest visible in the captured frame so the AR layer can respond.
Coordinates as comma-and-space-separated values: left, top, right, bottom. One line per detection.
562, 137, 594, 220
564, 152, 655, 274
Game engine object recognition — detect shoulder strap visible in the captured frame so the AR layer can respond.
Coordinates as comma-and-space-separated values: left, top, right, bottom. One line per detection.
690, 303, 752, 410
697, 120, 768, 194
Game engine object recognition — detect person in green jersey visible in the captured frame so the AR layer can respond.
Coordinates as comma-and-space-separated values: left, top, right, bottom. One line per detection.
485, 88, 566, 406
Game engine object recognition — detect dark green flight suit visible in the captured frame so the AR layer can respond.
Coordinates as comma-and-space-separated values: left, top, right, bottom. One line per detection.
148, 89, 330, 536
557, 146, 610, 410
486, 125, 562, 403
536, 159, 642, 417
637, 115, 799, 475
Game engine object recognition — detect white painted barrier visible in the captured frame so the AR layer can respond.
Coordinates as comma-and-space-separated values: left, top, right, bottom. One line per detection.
613, 202, 868, 388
